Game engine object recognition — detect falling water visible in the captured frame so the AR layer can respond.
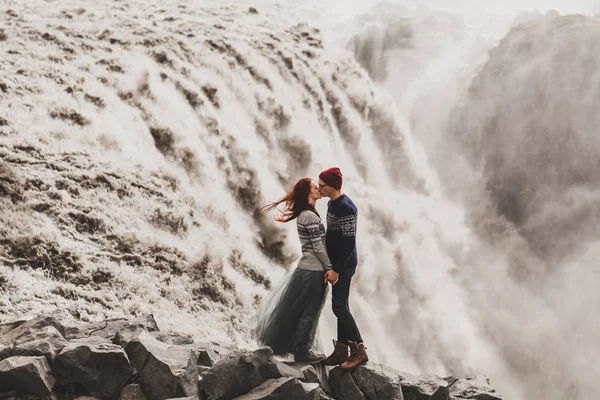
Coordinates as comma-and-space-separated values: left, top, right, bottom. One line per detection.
1, 0, 599, 399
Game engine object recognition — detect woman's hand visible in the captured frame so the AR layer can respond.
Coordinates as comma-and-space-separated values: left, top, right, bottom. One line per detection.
324, 270, 339, 285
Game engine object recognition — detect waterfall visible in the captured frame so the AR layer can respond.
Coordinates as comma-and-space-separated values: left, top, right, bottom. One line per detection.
1, 0, 599, 399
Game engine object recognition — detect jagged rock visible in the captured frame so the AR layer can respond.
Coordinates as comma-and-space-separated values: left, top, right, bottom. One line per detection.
196, 347, 217, 367
0, 317, 66, 340
120, 330, 197, 400
294, 363, 331, 394
165, 398, 196, 400
232, 377, 321, 400
120, 384, 148, 400
264, 360, 304, 381
198, 348, 304, 400
333, 362, 449, 400
447, 376, 502, 400
116, 324, 199, 363
0, 326, 69, 363
0, 392, 60, 400
352, 362, 406, 400
70, 336, 113, 345
153, 332, 194, 346
329, 367, 365, 400
0, 393, 59, 400
63, 314, 159, 340
0, 316, 501, 400
198, 365, 211, 374
0, 321, 26, 336
113, 324, 146, 347
55, 339, 133, 398
248, 7, 259, 14
397, 371, 449, 399
0, 356, 55, 395
193, 341, 238, 367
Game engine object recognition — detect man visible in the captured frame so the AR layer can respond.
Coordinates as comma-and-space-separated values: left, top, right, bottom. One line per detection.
318, 167, 368, 371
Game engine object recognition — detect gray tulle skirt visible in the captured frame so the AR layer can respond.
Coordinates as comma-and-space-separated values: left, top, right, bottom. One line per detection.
252, 268, 328, 356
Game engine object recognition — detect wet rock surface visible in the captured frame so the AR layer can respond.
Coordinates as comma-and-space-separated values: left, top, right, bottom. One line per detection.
0, 315, 501, 399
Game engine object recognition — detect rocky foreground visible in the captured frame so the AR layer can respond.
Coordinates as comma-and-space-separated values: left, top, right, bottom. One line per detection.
0, 314, 502, 400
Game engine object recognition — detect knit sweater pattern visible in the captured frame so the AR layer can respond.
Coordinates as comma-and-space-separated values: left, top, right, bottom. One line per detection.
325, 194, 358, 273
296, 210, 333, 271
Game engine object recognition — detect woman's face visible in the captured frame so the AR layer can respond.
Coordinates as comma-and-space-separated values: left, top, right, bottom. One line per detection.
308, 181, 323, 201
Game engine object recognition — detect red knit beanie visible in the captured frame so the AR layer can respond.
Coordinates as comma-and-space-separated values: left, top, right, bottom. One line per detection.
319, 167, 343, 190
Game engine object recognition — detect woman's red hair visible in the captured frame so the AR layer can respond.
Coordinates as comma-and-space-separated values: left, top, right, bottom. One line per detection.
261, 178, 317, 222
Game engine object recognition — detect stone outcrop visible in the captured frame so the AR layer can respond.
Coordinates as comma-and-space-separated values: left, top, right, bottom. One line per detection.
232, 377, 322, 400
198, 347, 305, 400
55, 339, 133, 398
0, 356, 55, 395
447, 376, 502, 400
0, 315, 502, 400
63, 315, 159, 341
118, 330, 198, 400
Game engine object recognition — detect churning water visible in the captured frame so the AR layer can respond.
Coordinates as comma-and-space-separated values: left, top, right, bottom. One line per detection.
1, 0, 599, 398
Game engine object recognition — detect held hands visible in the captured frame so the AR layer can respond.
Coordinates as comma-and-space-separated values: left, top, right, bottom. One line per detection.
324, 270, 339, 285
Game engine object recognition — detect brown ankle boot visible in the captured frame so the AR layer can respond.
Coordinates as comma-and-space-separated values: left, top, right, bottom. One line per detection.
340, 341, 368, 371
322, 340, 349, 366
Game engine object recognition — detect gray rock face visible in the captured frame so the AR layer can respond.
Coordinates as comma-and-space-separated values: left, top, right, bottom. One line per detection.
1, 317, 66, 339
121, 330, 197, 400
447, 376, 502, 400
263, 360, 304, 381
0, 321, 26, 336
329, 367, 366, 400
0, 356, 55, 395
198, 348, 304, 400
192, 341, 239, 367
64, 314, 159, 340
318, 392, 334, 400
70, 336, 113, 346
55, 340, 133, 398
232, 377, 321, 400
119, 384, 148, 400
0, 315, 503, 400
331, 363, 453, 400
152, 332, 194, 346
164, 397, 197, 400
0, 326, 69, 363
397, 371, 449, 400
350, 363, 404, 400
293, 363, 331, 395
0, 391, 18, 400
113, 324, 146, 347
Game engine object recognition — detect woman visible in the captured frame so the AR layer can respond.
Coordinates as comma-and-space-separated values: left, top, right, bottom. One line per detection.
252, 178, 333, 363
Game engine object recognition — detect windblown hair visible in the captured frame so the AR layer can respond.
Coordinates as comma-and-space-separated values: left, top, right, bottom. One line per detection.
261, 178, 317, 222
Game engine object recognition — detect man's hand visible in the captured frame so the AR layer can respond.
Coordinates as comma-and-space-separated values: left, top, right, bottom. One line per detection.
324, 270, 339, 285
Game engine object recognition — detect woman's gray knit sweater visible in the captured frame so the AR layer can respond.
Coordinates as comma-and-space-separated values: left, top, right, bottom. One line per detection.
296, 210, 332, 271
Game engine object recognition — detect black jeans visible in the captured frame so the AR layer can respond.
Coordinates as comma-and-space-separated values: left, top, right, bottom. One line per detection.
331, 268, 363, 345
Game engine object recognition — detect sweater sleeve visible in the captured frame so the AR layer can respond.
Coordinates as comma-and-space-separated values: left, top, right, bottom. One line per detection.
298, 212, 333, 270
332, 206, 357, 272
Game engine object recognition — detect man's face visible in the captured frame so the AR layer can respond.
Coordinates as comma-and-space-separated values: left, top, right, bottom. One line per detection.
318, 179, 333, 198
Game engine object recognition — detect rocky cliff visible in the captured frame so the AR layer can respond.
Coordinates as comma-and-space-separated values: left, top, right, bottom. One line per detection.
0, 315, 502, 400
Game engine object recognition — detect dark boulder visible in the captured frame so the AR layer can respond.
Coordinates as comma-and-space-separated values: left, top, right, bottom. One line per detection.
0, 356, 55, 395
198, 348, 304, 400
55, 339, 133, 398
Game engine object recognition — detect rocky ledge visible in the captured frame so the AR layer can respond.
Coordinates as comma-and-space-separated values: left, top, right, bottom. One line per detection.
0, 315, 502, 400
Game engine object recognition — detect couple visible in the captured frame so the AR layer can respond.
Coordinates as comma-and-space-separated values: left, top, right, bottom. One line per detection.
253, 167, 368, 371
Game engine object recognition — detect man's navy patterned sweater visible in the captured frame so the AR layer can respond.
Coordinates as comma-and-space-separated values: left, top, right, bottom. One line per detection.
325, 194, 358, 273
